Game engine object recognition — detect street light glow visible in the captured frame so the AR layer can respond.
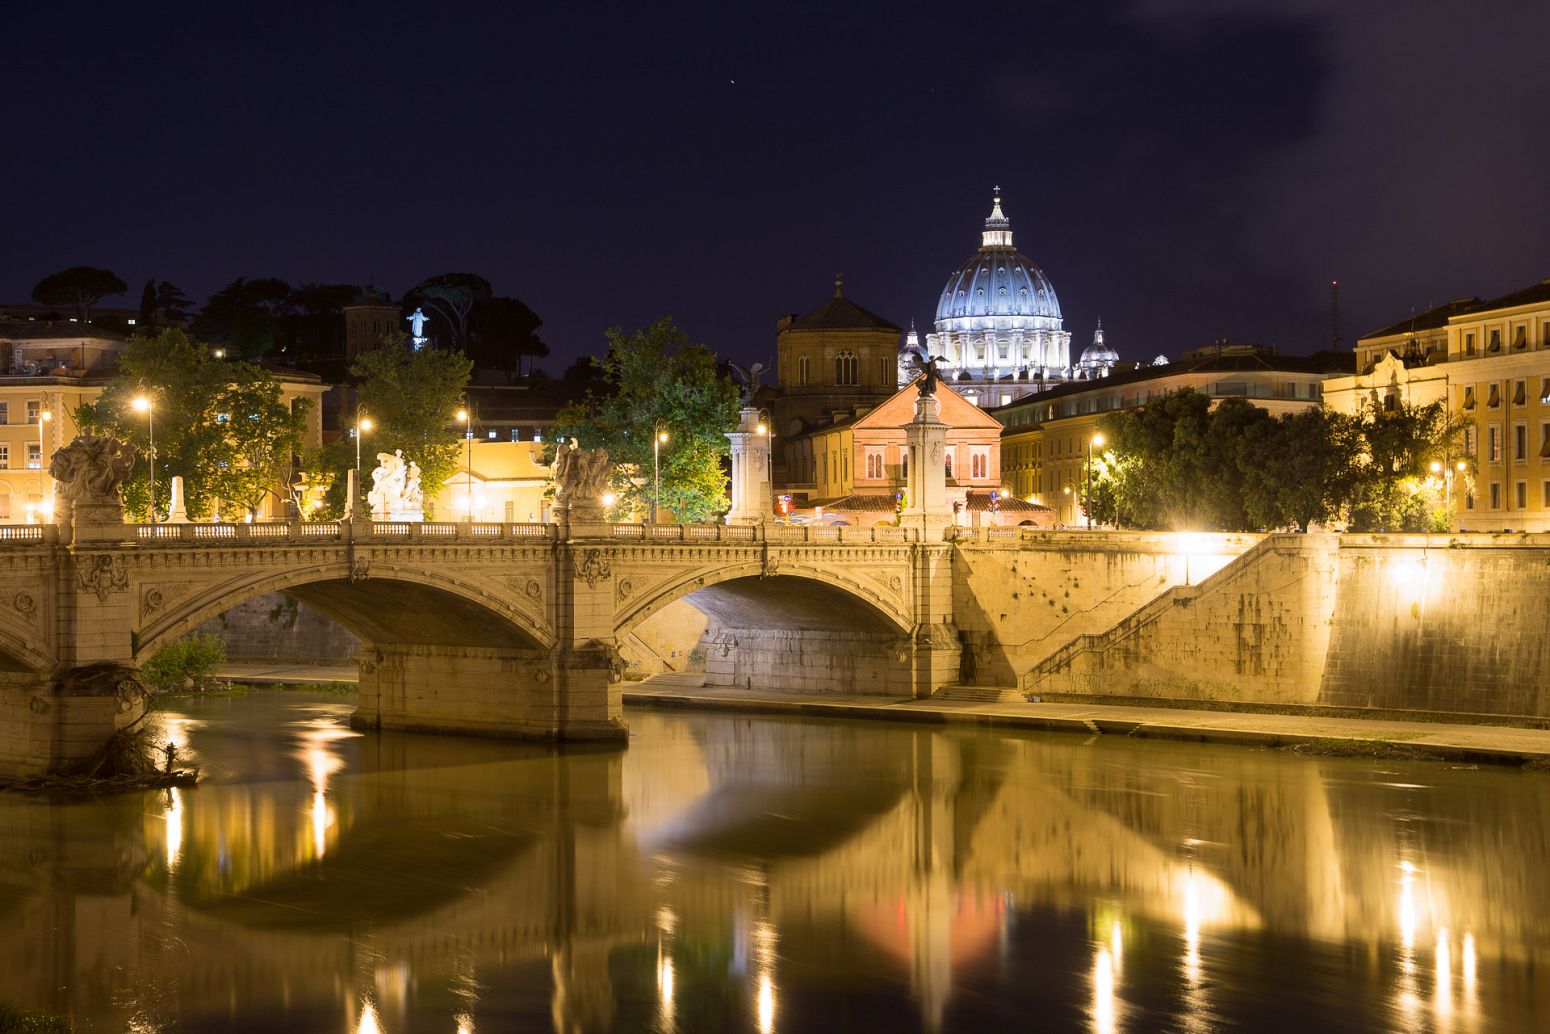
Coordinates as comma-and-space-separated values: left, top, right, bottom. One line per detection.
1092, 432, 1105, 448
457, 409, 469, 422
756, 423, 767, 436
132, 396, 150, 413
658, 431, 669, 443
360, 417, 373, 432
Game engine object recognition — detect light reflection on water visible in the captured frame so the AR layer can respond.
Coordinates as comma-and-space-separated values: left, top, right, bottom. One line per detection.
0, 691, 1547, 1032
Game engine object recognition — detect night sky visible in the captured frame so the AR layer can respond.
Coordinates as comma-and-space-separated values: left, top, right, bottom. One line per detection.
8, 1, 1549, 370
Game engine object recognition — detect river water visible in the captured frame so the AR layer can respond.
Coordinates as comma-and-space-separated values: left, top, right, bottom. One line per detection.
1, 691, 1547, 1033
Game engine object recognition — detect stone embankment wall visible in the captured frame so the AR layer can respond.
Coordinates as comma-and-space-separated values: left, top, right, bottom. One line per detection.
951, 531, 1259, 688
193, 592, 359, 665
701, 628, 906, 695
1319, 537, 1550, 716
1010, 532, 1550, 720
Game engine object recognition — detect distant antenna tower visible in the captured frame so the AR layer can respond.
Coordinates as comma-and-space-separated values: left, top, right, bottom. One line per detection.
1330, 280, 1341, 349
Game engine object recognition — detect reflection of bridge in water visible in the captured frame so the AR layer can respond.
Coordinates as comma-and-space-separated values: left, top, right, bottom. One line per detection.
1, 706, 1546, 1032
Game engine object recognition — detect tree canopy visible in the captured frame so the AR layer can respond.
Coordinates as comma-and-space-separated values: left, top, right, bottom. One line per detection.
31, 266, 127, 322
75, 329, 311, 520
1092, 389, 1463, 532
553, 317, 738, 522
305, 332, 473, 518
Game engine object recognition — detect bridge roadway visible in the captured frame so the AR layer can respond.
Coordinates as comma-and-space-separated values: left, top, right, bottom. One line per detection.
0, 518, 961, 777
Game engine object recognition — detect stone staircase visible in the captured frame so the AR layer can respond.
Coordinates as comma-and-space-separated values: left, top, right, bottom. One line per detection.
932, 684, 1024, 704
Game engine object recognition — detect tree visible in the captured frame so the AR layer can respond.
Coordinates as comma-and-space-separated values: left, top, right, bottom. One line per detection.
284, 282, 359, 356
193, 277, 292, 358
31, 266, 128, 322
1239, 408, 1360, 531
75, 329, 311, 520
478, 295, 549, 374
405, 273, 492, 351
137, 279, 193, 329
553, 317, 738, 522
1345, 400, 1463, 531
306, 332, 473, 517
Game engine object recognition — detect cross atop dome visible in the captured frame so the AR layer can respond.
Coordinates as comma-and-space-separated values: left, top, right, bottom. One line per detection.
982, 188, 1012, 248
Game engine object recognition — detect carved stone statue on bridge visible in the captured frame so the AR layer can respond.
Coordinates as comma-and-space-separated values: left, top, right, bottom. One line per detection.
367, 450, 425, 521
553, 438, 613, 522
48, 433, 137, 525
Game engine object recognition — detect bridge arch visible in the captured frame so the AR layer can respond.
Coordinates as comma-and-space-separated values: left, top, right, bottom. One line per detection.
135, 561, 554, 665
616, 559, 917, 696
616, 560, 912, 639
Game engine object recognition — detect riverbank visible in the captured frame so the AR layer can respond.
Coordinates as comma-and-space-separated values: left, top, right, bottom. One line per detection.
623, 679, 1550, 767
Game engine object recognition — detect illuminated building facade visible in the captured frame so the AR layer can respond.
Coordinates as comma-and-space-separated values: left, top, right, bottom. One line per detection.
920, 190, 1113, 408
1324, 278, 1550, 531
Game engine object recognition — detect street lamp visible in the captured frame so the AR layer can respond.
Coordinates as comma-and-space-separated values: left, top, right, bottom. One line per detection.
1085, 432, 1105, 530
355, 412, 372, 471
457, 406, 473, 520
653, 430, 669, 524
132, 388, 155, 522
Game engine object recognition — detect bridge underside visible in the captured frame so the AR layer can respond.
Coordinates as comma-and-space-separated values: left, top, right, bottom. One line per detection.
626, 575, 938, 697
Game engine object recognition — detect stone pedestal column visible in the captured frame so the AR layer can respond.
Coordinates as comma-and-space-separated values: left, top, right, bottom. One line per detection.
903, 394, 952, 532
550, 541, 628, 741
725, 406, 771, 525
167, 476, 188, 522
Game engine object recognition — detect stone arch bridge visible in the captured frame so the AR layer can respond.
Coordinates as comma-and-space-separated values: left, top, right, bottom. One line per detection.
0, 519, 957, 777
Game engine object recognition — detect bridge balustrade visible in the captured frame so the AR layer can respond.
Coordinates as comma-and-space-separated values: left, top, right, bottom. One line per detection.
0, 525, 52, 545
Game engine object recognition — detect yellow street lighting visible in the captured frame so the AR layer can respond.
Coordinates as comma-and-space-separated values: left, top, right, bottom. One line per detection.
458, 406, 474, 520
653, 429, 670, 524
756, 423, 767, 436
132, 389, 156, 521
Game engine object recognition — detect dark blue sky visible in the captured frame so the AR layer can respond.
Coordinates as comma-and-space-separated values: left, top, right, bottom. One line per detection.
7, 1, 1548, 369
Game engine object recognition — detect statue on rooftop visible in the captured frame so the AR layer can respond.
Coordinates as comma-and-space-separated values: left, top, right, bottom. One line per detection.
909, 349, 947, 397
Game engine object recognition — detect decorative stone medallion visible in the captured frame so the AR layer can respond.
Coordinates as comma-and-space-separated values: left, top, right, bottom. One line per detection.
575, 550, 612, 589
78, 555, 129, 602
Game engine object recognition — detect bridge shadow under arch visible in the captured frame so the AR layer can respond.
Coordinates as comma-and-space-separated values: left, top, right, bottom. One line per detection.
135, 566, 553, 666
619, 567, 916, 696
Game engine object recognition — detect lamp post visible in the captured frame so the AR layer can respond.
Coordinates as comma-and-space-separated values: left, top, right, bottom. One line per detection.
654, 430, 668, 523
1085, 432, 1105, 530
37, 408, 51, 470
132, 387, 155, 522
457, 406, 473, 521
355, 411, 372, 472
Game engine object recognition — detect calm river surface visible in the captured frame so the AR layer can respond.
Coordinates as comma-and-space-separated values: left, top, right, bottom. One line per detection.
1, 691, 1548, 1033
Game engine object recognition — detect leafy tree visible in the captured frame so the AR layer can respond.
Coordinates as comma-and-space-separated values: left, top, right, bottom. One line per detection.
1346, 400, 1463, 531
306, 332, 472, 517
193, 277, 292, 358
1239, 408, 1361, 531
31, 266, 128, 322
76, 329, 310, 520
563, 355, 605, 381
553, 317, 738, 522
284, 283, 359, 356
478, 295, 549, 374
137, 279, 193, 329
405, 273, 492, 351
140, 633, 226, 693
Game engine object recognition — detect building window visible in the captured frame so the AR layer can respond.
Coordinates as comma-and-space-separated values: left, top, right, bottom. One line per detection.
1464, 425, 1477, 456
835, 351, 858, 386
865, 449, 884, 479
1488, 384, 1501, 408
797, 356, 810, 386
970, 449, 989, 480
1464, 332, 1476, 356
1543, 481, 1550, 508
944, 451, 954, 479
1514, 380, 1527, 405
880, 358, 891, 384
25, 401, 39, 424
0, 445, 8, 469
1541, 378, 1550, 404
1488, 329, 1502, 353
1463, 386, 1476, 410
1515, 423, 1527, 461
1488, 425, 1502, 462
25, 444, 40, 470
1465, 490, 1475, 510
1516, 481, 1527, 509
1490, 482, 1501, 509
901, 450, 909, 484
1514, 325, 1528, 350
1541, 423, 1550, 458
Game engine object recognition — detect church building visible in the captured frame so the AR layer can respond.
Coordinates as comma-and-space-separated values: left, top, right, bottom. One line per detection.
912, 189, 1116, 407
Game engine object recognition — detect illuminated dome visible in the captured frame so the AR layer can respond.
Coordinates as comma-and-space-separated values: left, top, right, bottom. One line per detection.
924, 188, 1073, 397
1076, 319, 1118, 377
934, 193, 1062, 325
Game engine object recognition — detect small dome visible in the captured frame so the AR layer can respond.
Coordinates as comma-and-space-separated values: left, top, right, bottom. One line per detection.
1077, 319, 1118, 368
934, 190, 1062, 325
